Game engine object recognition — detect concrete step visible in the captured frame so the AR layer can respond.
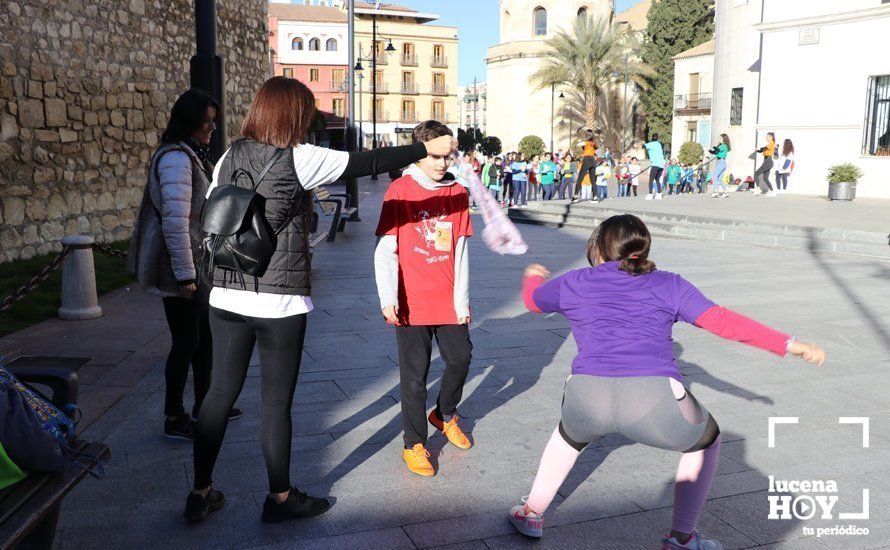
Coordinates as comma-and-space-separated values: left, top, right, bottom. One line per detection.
508, 201, 890, 259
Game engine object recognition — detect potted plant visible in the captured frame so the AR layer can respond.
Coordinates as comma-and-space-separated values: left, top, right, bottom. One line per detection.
827, 163, 862, 201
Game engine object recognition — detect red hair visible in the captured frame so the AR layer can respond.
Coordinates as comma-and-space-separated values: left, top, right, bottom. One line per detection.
241, 76, 316, 148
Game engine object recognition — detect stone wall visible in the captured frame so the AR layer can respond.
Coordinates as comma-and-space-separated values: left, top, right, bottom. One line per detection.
0, 0, 268, 262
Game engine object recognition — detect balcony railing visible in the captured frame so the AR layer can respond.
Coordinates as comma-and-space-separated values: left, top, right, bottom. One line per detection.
431, 112, 449, 123
370, 81, 389, 94
431, 55, 448, 68
400, 112, 418, 123
431, 84, 448, 95
674, 93, 712, 113
373, 52, 389, 65
365, 110, 390, 123
401, 83, 419, 95
401, 53, 418, 66
329, 80, 348, 92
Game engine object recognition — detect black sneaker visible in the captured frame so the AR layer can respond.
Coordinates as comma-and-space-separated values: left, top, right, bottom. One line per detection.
184, 488, 225, 522
164, 414, 194, 440
261, 487, 331, 523
227, 408, 243, 421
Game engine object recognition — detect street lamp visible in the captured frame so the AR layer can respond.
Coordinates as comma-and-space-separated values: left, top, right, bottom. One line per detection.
191, 0, 225, 160
353, 68, 365, 151
354, 36, 394, 179
550, 84, 555, 153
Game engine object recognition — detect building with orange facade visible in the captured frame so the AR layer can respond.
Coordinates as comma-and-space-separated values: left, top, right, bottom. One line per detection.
269, 1, 350, 147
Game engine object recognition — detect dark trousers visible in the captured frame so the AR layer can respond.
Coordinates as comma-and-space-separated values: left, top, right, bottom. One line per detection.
194, 307, 307, 493
162, 297, 212, 418
755, 157, 774, 192
578, 156, 597, 189
503, 173, 513, 203
542, 184, 554, 200
557, 177, 573, 199
512, 180, 527, 205
649, 166, 664, 193
776, 173, 788, 190
396, 324, 472, 447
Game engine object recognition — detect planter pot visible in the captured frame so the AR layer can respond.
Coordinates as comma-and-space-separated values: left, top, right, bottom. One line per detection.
828, 181, 856, 201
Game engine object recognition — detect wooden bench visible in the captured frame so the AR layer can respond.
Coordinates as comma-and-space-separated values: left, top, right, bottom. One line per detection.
0, 346, 111, 550
313, 188, 357, 242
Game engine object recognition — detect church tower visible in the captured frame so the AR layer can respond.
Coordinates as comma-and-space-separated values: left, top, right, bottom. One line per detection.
486, 0, 614, 152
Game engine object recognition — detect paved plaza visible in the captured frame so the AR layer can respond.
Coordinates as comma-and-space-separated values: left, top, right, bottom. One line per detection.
13, 180, 887, 549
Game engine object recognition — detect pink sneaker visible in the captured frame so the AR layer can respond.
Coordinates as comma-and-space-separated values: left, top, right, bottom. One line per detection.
508, 498, 543, 538
662, 531, 724, 549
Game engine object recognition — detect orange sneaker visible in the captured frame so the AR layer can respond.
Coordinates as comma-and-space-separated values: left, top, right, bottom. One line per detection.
428, 410, 472, 450
402, 444, 434, 477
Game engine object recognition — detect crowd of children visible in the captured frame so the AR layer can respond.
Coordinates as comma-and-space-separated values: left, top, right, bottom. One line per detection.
465, 133, 796, 207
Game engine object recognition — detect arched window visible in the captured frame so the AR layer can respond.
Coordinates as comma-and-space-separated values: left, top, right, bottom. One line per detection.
533, 7, 547, 36
291, 37, 303, 50
309, 37, 321, 51
326, 38, 337, 51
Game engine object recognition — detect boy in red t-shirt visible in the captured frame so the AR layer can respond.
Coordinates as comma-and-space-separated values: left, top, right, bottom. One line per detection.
374, 120, 474, 477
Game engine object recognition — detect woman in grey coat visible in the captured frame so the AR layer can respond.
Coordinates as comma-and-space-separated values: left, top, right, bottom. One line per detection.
129, 89, 240, 440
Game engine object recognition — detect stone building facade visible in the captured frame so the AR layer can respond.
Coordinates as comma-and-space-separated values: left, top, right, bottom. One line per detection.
0, 0, 268, 263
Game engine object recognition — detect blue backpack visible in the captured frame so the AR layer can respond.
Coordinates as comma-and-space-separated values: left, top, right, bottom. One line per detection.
0, 365, 104, 478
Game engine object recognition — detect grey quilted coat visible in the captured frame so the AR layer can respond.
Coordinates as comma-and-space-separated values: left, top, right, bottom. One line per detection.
128, 142, 210, 298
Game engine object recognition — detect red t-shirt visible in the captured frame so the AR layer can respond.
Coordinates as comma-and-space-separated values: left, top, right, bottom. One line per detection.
375, 175, 474, 326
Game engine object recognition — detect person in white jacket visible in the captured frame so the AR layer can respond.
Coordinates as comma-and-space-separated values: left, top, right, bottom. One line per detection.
776, 139, 795, 192
130, 89, 240, 440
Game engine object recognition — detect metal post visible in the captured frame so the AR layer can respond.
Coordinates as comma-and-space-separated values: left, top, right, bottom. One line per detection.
370, 12, 378, 179
191, 0, 225, 160
358, 72, 364, 151
550, 84, 555, 152
345, 0, 360, 218
472, 77, 477, 131
347, 0, 355, 148
622, 53, 628, 154
372, 14, 378, 150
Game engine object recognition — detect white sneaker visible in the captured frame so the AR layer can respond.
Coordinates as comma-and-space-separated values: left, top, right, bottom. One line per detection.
720, 193, 729, 198
752, 188, 763, 195
655, 193, 663, 200
645, 194, 654, 200
709, 192, 719, 198
661, 531, 724, 549
509, 499, 543, 538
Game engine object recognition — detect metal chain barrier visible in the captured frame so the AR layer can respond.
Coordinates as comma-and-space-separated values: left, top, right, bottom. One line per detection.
92, 242, 129, 260
0, 241, 129, 313
0, 246, 72, 312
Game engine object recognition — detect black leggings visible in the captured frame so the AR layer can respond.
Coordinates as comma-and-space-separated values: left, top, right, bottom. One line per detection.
648, 166, 664, 193
194, 307, 307, 494
162, 297, 212, 418
577, 157, 597, 189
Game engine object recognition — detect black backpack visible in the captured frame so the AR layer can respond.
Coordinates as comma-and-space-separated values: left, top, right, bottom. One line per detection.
201, 148, 290, 283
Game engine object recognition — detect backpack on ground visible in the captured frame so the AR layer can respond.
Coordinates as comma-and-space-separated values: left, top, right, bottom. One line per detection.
201, 148, 288, 282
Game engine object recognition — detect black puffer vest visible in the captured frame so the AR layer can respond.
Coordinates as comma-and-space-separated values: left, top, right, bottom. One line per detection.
211, 139, 313, 295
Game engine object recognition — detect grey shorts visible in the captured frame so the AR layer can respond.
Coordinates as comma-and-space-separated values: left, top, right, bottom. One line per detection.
560, 375, 719, 453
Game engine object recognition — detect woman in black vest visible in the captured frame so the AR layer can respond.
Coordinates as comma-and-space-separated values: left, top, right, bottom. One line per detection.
185, 77, 455, 523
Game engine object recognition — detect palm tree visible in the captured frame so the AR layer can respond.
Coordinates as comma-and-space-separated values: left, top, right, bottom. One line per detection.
532, 15, 652, 135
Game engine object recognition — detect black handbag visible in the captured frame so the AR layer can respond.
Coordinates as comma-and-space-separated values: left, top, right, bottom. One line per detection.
201, 149, 288, 284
